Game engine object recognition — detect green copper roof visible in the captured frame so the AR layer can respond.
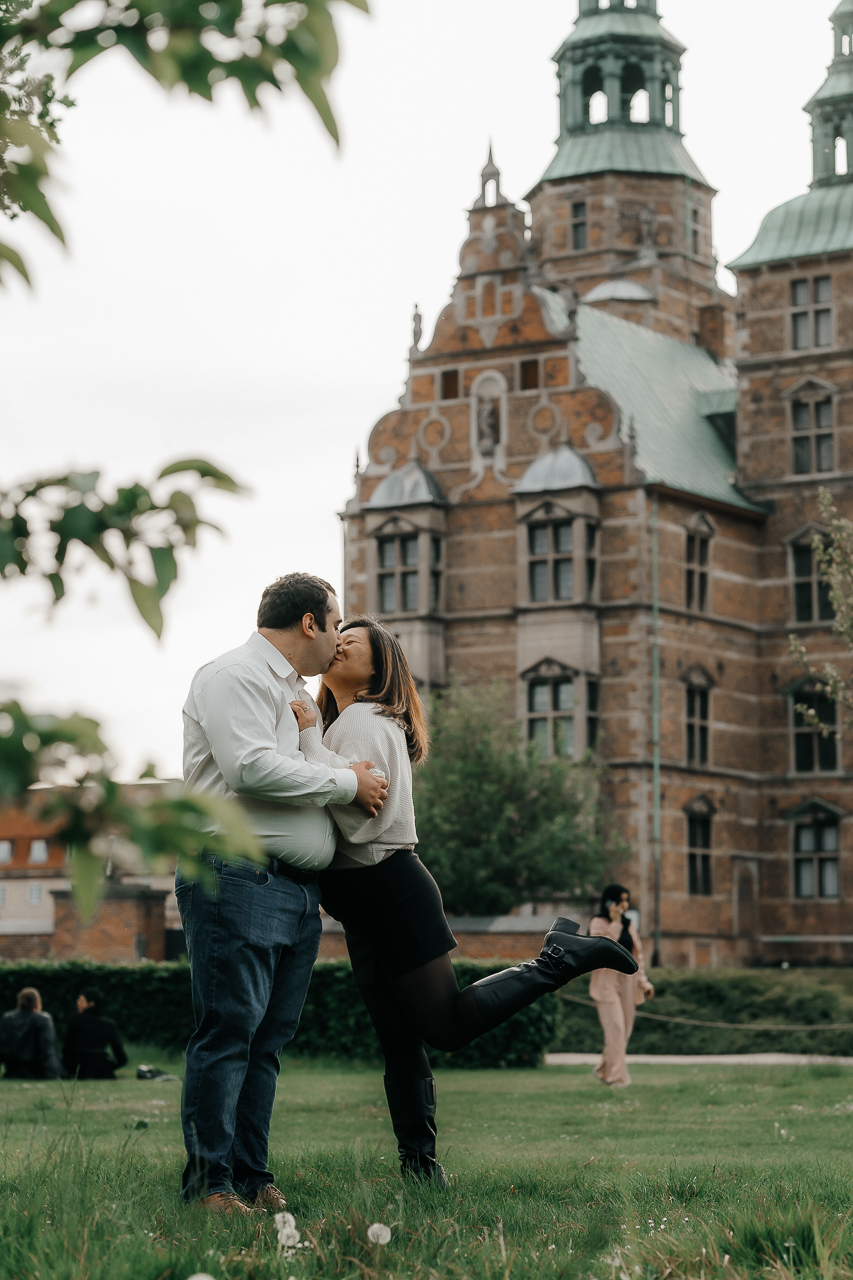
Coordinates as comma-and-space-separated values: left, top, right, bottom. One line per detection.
557, 11, 683, 54
833, 0, 853, 18
806, 57, 853, 110
727, 183, 853, 271
576, 306, 762, 513
541, 125, 709, 186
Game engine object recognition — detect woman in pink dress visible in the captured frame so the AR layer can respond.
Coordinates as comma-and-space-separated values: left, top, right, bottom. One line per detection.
589, 884, 654, 1087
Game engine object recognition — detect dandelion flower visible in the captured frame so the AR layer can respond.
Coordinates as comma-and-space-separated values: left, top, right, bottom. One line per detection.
367, 1223, 392, 1245
187, 1274, 216, 1280
274, 1211, 300, 1251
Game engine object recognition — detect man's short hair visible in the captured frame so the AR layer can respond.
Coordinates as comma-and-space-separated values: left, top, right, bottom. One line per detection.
17, 987, 40, 1011
81, 988, 102, 1011
257, 573, 337, 633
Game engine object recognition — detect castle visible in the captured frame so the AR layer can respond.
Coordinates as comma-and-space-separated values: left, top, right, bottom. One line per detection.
340, 0, 853, 967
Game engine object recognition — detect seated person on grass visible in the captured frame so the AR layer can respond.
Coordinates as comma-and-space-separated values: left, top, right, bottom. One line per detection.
0, 987, 64, 1079
63, 988, 128, 1080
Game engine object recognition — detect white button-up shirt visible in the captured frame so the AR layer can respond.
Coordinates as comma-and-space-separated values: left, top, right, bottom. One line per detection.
183, 632, 358, 869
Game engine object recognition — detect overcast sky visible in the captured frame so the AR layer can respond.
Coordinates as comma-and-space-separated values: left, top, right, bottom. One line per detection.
1, 0, 838, 779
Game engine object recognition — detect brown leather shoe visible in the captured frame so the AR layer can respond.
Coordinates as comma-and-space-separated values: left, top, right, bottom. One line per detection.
195, 1192, 256, 1217
250, 1184, 288, 1211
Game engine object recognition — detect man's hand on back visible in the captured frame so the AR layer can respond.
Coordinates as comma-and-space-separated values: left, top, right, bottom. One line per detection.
350, 761, 389, 817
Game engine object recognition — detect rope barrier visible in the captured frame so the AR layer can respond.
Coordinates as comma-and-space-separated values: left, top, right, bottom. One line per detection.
560, 992, 853, 1033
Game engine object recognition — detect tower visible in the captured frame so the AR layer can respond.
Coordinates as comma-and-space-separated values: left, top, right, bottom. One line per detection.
527, 0, 729, 353
807, 0, 853, 186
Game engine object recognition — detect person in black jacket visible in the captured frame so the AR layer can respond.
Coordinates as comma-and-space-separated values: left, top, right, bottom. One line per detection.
63, 988, 128, 1079
0, 987, 64, 1079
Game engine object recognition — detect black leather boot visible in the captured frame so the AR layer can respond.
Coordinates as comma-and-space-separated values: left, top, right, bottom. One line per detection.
383, 1074, 449, 1187
470, 917, 638, 1033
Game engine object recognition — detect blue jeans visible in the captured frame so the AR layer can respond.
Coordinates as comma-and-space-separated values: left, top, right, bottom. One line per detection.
175, 855, 321, 1201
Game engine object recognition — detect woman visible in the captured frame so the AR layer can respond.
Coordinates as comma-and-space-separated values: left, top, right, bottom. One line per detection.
291, 617, 637, 1183
589, 884, 654, 1088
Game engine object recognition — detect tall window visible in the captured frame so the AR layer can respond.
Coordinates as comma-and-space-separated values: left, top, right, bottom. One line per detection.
792, 399, 833, 474
688, 814, 712, 896
527, 677, 574, 758
528, 521, 574, 602
686, 685, 709, 766
429, 536, 442, 612
793, 686, 838, 773
792, 541, 833, 623
587, 679, 599, 751
794, 817, 840, 899
520, 359, 540, 391
377, 534, 419, 614
791, 276, 832, 350
691, 207, 700, 256
28, 884, 42, 905
572, 201, 587, 251
586, 524, 597, 601
686, 530, 710, 612
28, 840, 48, 864
0, 841, 12, 864
440, 369, 459, 400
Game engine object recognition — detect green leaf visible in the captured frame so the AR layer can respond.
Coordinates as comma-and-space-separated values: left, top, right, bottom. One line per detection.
150, 545, 177, 599
127, 578, 164, 638
0, 240, 30, 284
158, 458, 246, 493
69, 846, 105, 923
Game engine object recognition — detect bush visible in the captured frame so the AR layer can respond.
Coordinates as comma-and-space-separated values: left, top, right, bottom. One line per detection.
553, 968, 853, 1057
0, 959, 556, 1070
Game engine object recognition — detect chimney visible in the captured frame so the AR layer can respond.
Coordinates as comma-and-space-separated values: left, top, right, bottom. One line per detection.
698, 304, 728, 362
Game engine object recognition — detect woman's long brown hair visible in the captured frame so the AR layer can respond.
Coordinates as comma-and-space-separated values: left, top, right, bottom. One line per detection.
316, 616, 429, 764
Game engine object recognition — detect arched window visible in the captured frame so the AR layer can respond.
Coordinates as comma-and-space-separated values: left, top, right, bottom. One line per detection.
630, 89, 650, 123
621, 63, 645, 121
583, 65, 606, 123
837, 135, 848, 177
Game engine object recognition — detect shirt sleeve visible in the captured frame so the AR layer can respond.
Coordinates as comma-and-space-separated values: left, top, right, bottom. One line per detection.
196, 666, 357, 807
299, 725, 352, 769
327, 709, 399, 845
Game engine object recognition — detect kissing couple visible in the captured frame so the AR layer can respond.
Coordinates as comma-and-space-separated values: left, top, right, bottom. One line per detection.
177, 572, 637, 1214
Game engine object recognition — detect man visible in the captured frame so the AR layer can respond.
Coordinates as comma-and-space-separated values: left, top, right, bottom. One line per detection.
0, 987, 63, 1079
177, 572, 387, 1215
63, 988, 128, 1079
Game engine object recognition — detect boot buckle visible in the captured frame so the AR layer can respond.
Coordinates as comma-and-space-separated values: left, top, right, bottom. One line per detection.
543, 943, 566, 960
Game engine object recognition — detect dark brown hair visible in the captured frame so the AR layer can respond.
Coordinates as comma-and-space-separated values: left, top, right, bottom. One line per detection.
317, 616, 429, 764
17, 987, 40, 1011
257, 573, 336, 632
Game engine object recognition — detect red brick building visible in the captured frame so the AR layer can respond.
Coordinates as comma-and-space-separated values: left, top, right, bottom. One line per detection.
340, 0, 853, 967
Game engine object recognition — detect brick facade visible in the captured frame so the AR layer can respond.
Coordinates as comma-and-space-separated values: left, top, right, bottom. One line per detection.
340, 5, 853, 968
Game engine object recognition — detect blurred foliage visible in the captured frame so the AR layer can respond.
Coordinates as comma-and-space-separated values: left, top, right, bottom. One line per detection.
0, 957, 557, 1066
0, 457, 245, 636
0, 0, 73, 280
414, 681, 618, 917
0, 0, 367, 279
0, 698, 263, 917
791, 488, 853, 733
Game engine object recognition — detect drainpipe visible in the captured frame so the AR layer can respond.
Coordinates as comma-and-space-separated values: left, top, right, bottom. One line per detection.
651, 491, 662, 968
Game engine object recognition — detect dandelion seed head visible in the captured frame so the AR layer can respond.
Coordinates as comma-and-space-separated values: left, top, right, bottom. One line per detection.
367, 1223, 392, 1245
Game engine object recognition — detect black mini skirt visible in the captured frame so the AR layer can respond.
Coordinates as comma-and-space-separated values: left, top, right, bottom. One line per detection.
318, 850, 457, 986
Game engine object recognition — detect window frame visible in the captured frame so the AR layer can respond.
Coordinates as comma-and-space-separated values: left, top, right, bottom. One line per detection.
791, 396, 834, 476
790, 275, 834, 352
526, 675, 576, 760
374, 529, 443, 618
687, 812, 712, 897
793, 816, 841, 900
686, 684, 710, 767
685, 523, 712, 613
791, 684, 839, 774
524, 514, 598, 607
571, 200, 587, 251
790, 536, 833, 624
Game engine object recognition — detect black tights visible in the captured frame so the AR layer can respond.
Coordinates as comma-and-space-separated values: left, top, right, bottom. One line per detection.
358, 953, 487, 1078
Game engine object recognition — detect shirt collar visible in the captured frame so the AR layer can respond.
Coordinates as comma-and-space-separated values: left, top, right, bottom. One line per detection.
247, 632, 300, 684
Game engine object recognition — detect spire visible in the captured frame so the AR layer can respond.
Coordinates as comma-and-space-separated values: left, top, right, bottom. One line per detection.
473, 146, 507, 209
533, 0, 707, 188
805, 3, 853, 187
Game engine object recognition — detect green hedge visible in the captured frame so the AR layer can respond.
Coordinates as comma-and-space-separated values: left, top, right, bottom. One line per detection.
0, 959, 556, 1070
553, 968, 853, 1057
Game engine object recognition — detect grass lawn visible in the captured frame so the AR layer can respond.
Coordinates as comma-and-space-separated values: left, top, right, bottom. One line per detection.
2, 1050, 853, 1279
